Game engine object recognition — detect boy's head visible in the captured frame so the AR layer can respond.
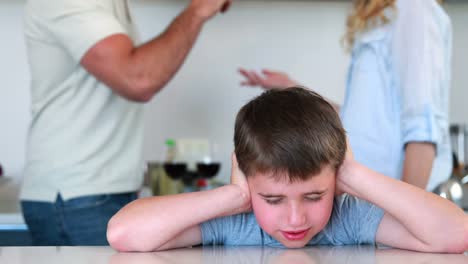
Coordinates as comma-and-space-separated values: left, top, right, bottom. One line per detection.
234, 87, 347, 248
234, 87, 346, 181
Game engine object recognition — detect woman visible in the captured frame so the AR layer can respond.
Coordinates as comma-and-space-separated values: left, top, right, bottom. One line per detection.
239, 0, 452, 192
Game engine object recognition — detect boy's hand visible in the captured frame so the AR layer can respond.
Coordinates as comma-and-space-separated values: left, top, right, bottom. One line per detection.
344, 136, 354, 161
230, 153, 252, 213
335, 137, 355, 196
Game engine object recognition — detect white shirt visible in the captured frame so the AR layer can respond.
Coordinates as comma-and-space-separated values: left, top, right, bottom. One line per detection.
21, 0, 144, 201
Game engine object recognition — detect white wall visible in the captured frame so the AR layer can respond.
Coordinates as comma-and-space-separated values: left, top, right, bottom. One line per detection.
0, 1, 30, 180
0, 1, 467, 183
133, 1, 350, 182
447, 4, 468, 123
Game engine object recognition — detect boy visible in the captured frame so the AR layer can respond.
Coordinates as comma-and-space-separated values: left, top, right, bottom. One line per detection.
107, 87, 468, 252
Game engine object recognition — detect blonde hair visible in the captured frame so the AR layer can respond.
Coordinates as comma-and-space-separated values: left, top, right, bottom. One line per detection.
344, 0, 445, 51
344, 0, 396, 51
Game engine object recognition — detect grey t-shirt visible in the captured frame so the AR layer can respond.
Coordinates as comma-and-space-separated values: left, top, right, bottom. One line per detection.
201, 194, 384, 247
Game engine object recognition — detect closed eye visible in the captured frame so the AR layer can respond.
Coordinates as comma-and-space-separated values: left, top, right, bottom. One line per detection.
265, 198, 283, 205
305, 196, 322, 202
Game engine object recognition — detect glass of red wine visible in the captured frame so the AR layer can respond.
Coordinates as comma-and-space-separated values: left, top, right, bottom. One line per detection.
196, 162, 220, 179
163, 162, 187, 180
196, 142, 221, 179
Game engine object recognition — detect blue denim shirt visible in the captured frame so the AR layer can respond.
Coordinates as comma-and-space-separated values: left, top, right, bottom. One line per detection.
340, 0, 452, 191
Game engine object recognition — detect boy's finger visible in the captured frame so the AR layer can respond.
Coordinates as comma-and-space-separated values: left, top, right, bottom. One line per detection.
231, 152, 238, 167
230, 152, 239, 183
345, 136, 354, 160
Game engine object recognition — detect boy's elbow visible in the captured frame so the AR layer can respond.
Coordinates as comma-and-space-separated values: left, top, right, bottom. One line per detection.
461, 220, 468, 253
452, 219, 468, 253
439, 219, 468, 254
107, 218, 131, 252
107, 218, 163, 252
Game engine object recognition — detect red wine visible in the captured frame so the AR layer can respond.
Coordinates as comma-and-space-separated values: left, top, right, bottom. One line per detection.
196, 163, 220, 178
163, 163, 187, 180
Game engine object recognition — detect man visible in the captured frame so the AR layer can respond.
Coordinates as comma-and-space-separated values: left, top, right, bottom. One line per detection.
21, 0, 232, 246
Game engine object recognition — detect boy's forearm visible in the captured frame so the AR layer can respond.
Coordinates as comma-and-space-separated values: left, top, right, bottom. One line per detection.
338, 161, 468, 248
107, 184, 248, 251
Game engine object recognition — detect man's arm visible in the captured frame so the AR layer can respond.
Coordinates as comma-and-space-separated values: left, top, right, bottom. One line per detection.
401, 142, 436, 189
81, 0, 231, 102
337, 160, 468, 253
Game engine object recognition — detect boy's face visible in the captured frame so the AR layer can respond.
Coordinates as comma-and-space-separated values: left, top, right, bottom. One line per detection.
248, 166, 336, 248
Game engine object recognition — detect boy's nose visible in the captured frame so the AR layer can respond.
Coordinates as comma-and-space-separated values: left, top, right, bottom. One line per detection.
288, 204, 307, 227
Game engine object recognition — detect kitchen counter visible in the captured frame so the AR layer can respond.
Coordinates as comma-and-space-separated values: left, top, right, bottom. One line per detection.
0, 246, 467, 264
0, 177, 26, 229
0, 177, 30, 246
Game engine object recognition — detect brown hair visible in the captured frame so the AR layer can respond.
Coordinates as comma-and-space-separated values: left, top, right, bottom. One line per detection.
344, 0, 396, 51
234, 87, 346, 182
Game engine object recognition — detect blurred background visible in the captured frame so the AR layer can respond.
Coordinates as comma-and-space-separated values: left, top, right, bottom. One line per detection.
1, 0, 467, 184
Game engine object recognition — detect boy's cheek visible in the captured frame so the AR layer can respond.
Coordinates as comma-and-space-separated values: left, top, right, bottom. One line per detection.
251, 200, 280, 228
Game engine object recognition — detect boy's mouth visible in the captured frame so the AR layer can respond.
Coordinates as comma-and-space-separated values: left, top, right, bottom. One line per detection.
281, 228, 310, 241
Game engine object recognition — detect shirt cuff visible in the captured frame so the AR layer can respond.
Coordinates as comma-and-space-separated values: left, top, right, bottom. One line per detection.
402, 105, 439, 146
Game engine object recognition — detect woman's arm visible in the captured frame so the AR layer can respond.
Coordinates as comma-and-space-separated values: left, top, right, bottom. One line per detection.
394, 0, 448, 190
402, 142, 436, 189
238, 68, 341, 112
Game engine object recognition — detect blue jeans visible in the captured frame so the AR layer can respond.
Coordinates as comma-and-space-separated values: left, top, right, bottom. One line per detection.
21, 192, 137, 246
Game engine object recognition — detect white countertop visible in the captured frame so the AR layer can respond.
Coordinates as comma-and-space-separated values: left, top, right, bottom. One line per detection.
0, 246, 467, 264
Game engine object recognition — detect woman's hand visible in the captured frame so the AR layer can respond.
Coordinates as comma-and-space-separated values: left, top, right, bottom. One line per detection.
238, 68, 297, 90
230, 153, 252, 213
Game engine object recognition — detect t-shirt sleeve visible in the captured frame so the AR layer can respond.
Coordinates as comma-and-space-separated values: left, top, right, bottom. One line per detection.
322, 194, 385, 245
31, 0, 129, 62
201, 215, 237, 245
